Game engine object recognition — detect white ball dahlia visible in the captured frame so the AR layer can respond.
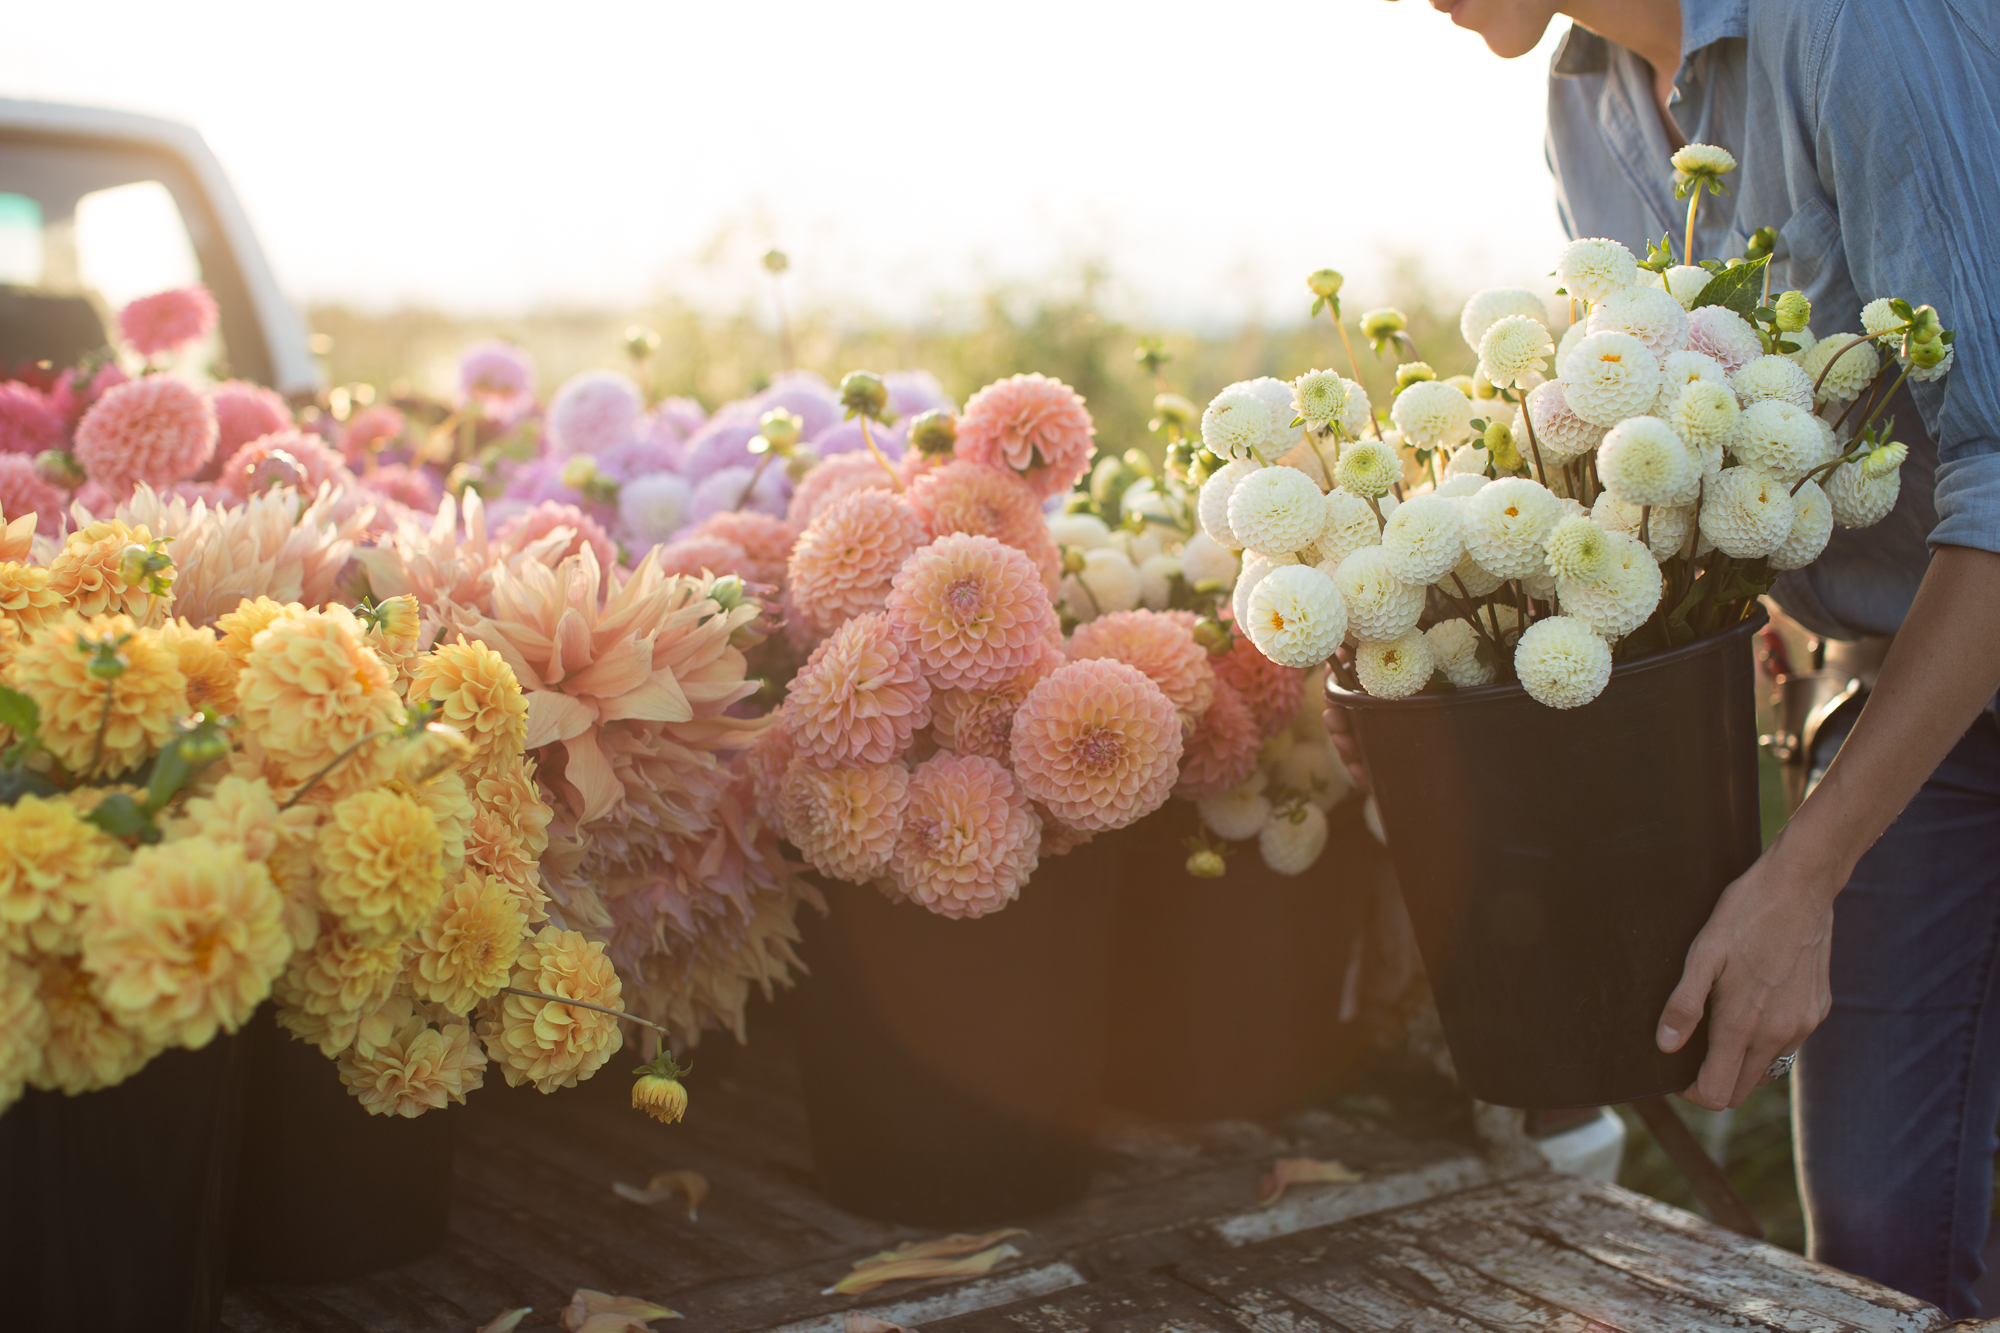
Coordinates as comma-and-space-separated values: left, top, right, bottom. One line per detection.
1514, 616, 1614, 709
1591, 493, 1695, 562
1200, 776, 1274, 842
1558, 531, 1661, 639
1802, 334, 1882, 404
1442, 446, 1491, 480
1229, 463, 1327, 557
1292, 369, 1348, 430
1049, 511, 1113, 550
1425, 619, 1494, 689
1180, 531, 1241, 591
1333, 546, 1426, 642
1391, 380, 1474, 450
1861, 298, 1903, 339
1663, 265, 1711, 309
1380, 492, 1465, 585
1477, 315, 1555, 390
1686, 306, 1763, 374
1597, 416, 1700, 507
1699, 466, 1796, 558
1231, 550, 1295, 629
1259, 804, 1328, 876
1672, 142, 1738, 178
1671, 379, 1740, 458
1313, 487, 1382, 566
1556, 237, 1638, 305
1825, 454, 1902, 527
1355, 628, 1436, 700
1516, 380, 1605, 465
1586, 284, 1690, 362
1731, 400, 1834, 482
1137, 552, 1180, 609
1770, 478, 1834, 570
1246, 564, 1348, 668
1555, 319, 1587, 370
1436, 549, 1505, 599
1197, 458, 1259, 549
1434, 471, 1488, 498
1461, 476, 1563, 580
1733, 354, 1817, 413
1335, 378, 1375, 440
1559, 331, 1663, 426
1460, 288, 1549, 354
1065, 547, 1143, 620
1541, 513, 1616, 583
1202, 384, 1283, 462
1656, 348, 1729, 405
1784, 326, 1819, 363
1247, 376, 1302, 444
1335, 438, 1403, 499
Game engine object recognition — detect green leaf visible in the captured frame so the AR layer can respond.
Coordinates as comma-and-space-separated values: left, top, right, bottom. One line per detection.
1690, 255, 1770, 320
0, 686, 37, 739
85, 793, 153, 840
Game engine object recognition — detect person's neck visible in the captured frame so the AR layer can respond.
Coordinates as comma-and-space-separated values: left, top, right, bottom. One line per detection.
1563, 0, 1684, 136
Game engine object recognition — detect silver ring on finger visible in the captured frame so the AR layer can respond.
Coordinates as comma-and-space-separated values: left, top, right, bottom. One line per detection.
1763, 1052, 1797, 1081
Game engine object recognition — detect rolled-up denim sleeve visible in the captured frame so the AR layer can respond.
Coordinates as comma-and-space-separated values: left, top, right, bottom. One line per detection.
1813, 1, 2000, 553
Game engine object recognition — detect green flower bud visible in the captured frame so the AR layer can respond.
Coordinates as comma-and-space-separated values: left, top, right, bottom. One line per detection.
1909, 337, 1949, 369
623, 325, 661, 359
33, 449, 85, 489
1744, 226, 1779, 262
176, 728, 230, 768
1773, 290, 1811, 333
1191, 618, 1231, 655
1360, 308, 1407, 341
1186, 848, 1227, 879
1395, 361, 1436, 390
758, 407, 804, 452
1863, 442, 1909, 480
1484, 421, 1523, 473
559, 456, 599, 490
838, 371, 889, 421
1061, 547, 1088, 576
83, 636, 129, 681
906, 409, 958, 456
761, 248, 790, 275
708, 576, 746, 611
1150, 393, 1197, 435
1307, 269, 1344, 299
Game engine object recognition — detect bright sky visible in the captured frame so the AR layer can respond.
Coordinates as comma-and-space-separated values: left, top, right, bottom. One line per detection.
1, 1, 1570, 325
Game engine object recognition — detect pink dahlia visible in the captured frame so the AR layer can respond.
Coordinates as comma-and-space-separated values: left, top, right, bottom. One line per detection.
547, 369, 643, 455
458, 339, 537, 422
0, 454, 68, 536
656, 534, 749, 580
928, 640, 1063, 762
1686, 306, 1763, 375
747, 719, 796, 819
1213, 614, 1308, 738
1067, 609, 1215, 730
73, 376, 218, 495
216, 428, 347, 502
956, 373, 1095, 501
209, 380, 292, 456
116, 285, 218, 357
786, 451, 894, 528
784, 612, 931, 765
495, 501, 618, 571
0, 381, 66, 456
339, 404, 406, 463
890, 753, 1041, 919
779, 756, 910, 884
886, 533, 1060, 691
1173, 680, 1261, 800
687, 510, 796, 588
787, 488, 928, 639
907, 459, 1062, 592
1010, 658, 1184, 832
361, 462, 442, 513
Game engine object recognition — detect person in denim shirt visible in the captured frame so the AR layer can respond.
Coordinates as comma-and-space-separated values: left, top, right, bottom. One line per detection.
1330, 0, 2000, 1312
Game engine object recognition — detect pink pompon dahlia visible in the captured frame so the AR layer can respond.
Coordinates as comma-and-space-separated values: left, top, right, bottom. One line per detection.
1214, 613, 1308, 738
1010, 658, 1184, 832
361, 462, 443, 513
457, 339, 537, 421
886, 533, 1060, 691
787, 487, 928, 639
906, 459, 1062, 592
116, 285, 218, 357
1067, 609, 1215, 730
0, 381, 66, 456
656, 534, 749, 581
209, 380, 292, 456
779, 756, 910, 884
339, 404, 406, 463
890, 753, 1041, 919
955, 373, 1096, 501
786, 451, 895, 528
0, 453, 68, 537
784, 611, 931, 765
687, 510, 796, 588
1174, 679, 1261, 800
495, 500, 619, 571
547, 369, 643, 455
73, 375, 218, 496
928, 639, 1063, 762
216, 428, 349, 502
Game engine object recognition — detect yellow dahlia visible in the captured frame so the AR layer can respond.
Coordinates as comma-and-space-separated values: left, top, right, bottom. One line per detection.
481, 926, 625, 1093
0, 794, 122, 956
31, 953, 155, 1094
786, 488, 929, 640
316, 788, 446, 945
886, 533, 1061, 691
465, 757, 552, 924
9, 615, 189, 779
273, 924, 404, 1056
407, 636, 529, 776
0, 561, 62, 632
168, 774, 322, 948
157, 617, 239, 715
80, 836, 290, 1049
49, 519, 170, 621
0, 953, 49, 1109
390, 766, 471, 879
778, 756, 909, 883
782, 612, 931, 765
339, 994, 487, 1117
889, 753, 1041, 919
1010, 658, 1184, 832
1066, 609, 1215, 730
236, 605, 404, 789
409, 872, 526, 1013
214, 595, 304, 665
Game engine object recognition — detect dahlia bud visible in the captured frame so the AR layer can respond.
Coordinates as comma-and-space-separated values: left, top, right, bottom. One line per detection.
1150, 393, 1196, 435
1864, 441, 1909, 480
1395, 361, 1436, 390
633, 1074, 689, 1124
708, 575, 747, 611
623, 325, 661, 360
906, 409, 958, 456
82, 636, 128, 681
1773, 290, 1811, 333
758, 407, 804, 452
761, 247, 790, 275
559, 456, 599, 490
1360, 308, 1407, 341
1192, 617, 1232, 655
1186, 848, 1227, 879
1307, 269, 1344, 299
1744, 226, 1779, 262
838, 371, 889, 421
33, 449, 85, 489
1061, 547, 1088, 576
176, 726, 230, 767
1484, 420, 1524, 473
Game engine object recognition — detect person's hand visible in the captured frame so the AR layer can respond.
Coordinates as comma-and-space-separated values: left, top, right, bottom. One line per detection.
1656, 840, 1837, 1110
1321, 651, 1370, 793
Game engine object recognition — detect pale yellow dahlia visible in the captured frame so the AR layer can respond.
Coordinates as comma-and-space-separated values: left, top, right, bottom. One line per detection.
1067, 609, 1215, 730
481, 926, 625, 1094
889, 753, 1041, 919
273, 924, 404, 1056
0, 794, 122, 956
1355, 629, 1436, 700
408, 871, 526, 1014
157, 617, 238, 716
465, 757, 553, 923
1513, 616, 1614, 709
316, 789, 446, 945
166, 774, 322, 949
236, 605, 404, 790
214, 595, 303, 665
0, 953, 49, 1109
407, 637, 529, 777
339, 995, 487, 1117
779, 756, 910, 883
1010, 658, 1183, 832
787, 488, 929, 639
10, 615, 189, 779
0, 562, 62, 632
886, 533, 1061, 691
782, 611, 931, 765
30, 954, 155, 1095
81, 836, 290, 1050
48, 519, 169, 621
387, 765, 471, 880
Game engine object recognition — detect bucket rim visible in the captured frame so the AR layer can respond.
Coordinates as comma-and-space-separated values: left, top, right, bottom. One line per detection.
1329, 605, 1769, 712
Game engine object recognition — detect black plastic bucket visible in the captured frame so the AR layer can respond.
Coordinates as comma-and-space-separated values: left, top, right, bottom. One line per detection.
228, 1006, 456, 1284
1337, 612, 1765, 1108
0, 1035, 247, 1332
1107, 798, 1385, 1121
793, 835, 1118, 1226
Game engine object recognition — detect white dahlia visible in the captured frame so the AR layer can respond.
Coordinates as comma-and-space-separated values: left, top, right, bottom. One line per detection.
1671, 379, 1740, 458
1354, 629, 1435, 700
1555, 320, 1587, 370
1461, 477, 1563, 580
1292, 369, 1348, 430
1517, 380, 1605, 464
1434, 471, 1488, 498
1731, 400, 1834, 482
1180, 532, 1241, 591
1770, 478, 1834, 570
1597, 416, 1699, 507
1197, 458, 1259, 549
1333, 546, 1426, 642
1656, 348, 1729, 407
1229, 463, 1327, 557
1671, 142, 1738, 179
1663, 265, 1711, 309
1246, 565, 1348, 668
1825, 453, 1902, 527
1442, 446, 1491, 480
1335, 378, 1374, 440
1861, 298, 1903, 340
1733, 354, 1817, 413
1514, 616, 1614, 709
1390, 381, 1474, 451
1559, 331, 1663, 427
1699, 466, 1796, 558
1802, 335, 1882, 404
1231, 550, 1295, 630
1686, 306, 1763, 374
1425, 619, 1493, 689
1380, 493, 1465, 585
1335, 439, 1403, 499
1436, 549, 1504, 599
1541, 514, 1616, 583
1065, 547, 1143, 620
1202, 384, 1284, 463
1259, 805, 1328, 877
1559, 531, 1661, 639
1556, 237, 1638, 305
1591, 493, 1695, 562
1049, 512, 1113, 550
1586, 284, 1690, 362
1477, 315, 1555, 390
1312, 488, 1382, 566
1198, 773, 1271, 841
1460, 288, 1549, 354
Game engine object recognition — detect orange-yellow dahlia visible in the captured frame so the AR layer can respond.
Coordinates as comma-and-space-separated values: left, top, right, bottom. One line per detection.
235, 605, 404, 789
407, 636, 528, 776
787, 488, 927, 640
50, 519, 173, 622
9, 615, 189, 779
906, 460, 1063, 592
0, 561, 62, 631
1174, 679, 1262, 800
157, 617, 238, 715
465, 757, 553, 923
0, 954, 48, 1108
782, 612, 930, 765
889, 753, 1040, 919
956, 373, 1096, 501
339, 995, 487, 1117
215, 595, 305, 664
0, 794, 122, 955
886, 533, 1060, 691
1067, 610, 1215, 730
408, 872, 526, 1013
778, 756, 909, 883
481, 926, 625, 1093
273, 924, 404, 1056
31, 954, 155, 1094
167, 773, 322, 948
1010, 658, 1183, 832
316, 788, 445, 945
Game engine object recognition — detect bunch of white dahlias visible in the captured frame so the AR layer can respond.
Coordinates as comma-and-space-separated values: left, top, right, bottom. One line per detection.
1194, 666, 1355, 876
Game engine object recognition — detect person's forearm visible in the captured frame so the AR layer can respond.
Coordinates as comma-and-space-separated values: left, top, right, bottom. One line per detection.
1774, 545, 2000, 896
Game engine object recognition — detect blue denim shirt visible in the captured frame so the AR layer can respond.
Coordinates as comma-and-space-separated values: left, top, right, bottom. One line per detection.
1545, 0, 2000, 640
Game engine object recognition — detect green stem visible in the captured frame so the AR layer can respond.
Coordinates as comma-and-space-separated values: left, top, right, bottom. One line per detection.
736, 450, 776, 512
1851, 365, 1913, 441
498, 986, 669, 1034
1683, 188, 1701, 267
279, 727, 400, 810
857, 416, 903, 491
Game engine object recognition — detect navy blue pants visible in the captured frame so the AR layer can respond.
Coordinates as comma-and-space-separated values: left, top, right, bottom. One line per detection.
1798, 709, 2000, 1317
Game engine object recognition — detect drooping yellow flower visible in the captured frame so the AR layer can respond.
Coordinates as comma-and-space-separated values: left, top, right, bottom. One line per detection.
49, 519, 169, 621
0, 794, 124, 956
166, 775, 322, 949
316, 788, 444, 945
465, 757, 552, 923
481, 926, 624, 1093
80, 836, 291, 1050
235, 605, 404, 789
409, 872, 525, 1013
31, 953, 155, 1094
0, 562, 63, 632
632, 1074, 688, 1124
407, 636, 529, 776
337, 994, 487, 1117
272, 922, 404, 1056
0, 952, 49, 1111
8, 615, 189, 779
157, 618, 239, 716
214, 595, 304, 665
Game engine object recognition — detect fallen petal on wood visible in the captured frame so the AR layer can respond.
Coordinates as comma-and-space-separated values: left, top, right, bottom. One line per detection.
561, 1288, 682, 1330
612, 1169, 711, 1220
475, 1309, 531, 1333
845, 1313, 920, 1333
824, 1243, 1022, 1296
1258, 1156, 1363, 1207
852, 1228, 1029, 1273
